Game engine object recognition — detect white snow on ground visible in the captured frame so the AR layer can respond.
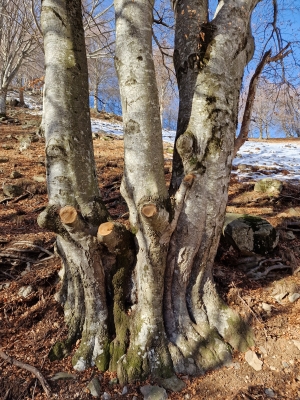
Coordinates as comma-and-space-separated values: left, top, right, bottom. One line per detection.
91, 118, 176, 143
232, 141, 300, 182
12, 91, 300, 183
92, 118, 300, 182
8, 90, 43, 114
91, 119, 124, 136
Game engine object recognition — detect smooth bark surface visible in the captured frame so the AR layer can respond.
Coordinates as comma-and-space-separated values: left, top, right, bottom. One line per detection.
40, 0, 110, 371
115, 0, 173, 381
41, 0, 260, 385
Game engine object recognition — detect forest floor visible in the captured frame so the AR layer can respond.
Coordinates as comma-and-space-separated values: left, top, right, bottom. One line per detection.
0, 104, 300, 400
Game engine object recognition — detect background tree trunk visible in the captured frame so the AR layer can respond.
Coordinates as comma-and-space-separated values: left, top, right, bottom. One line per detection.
0, 88, 7, 116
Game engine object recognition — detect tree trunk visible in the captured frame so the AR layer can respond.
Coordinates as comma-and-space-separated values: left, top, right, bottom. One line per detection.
114, 0, 174, 382
39, 0, 110, 371
19, 89, 25, 106
114, 0, 257, 382
41, 0, 259, 385
93, 79, 99, 110
233, 50, 271, 156
0, 87, 7, 117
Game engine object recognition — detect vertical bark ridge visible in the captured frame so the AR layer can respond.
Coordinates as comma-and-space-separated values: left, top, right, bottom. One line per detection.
170, 0, 209, 193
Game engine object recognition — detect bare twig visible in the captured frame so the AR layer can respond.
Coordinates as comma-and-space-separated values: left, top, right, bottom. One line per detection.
230, 282, 266, 337
103, 194, 121, 204
0, 192, 30, 204
0, 253, 36, 262
0, 349, 51, 397
11, 192, 30, 203
34, 255, 55, 265
251, 263, 292, 280
294, 266, 300, 274
246, 258, 282, 275
286, 222, 300, 227
0, 197, 14, 204
0, 270, 15, 279
9, 241, 54, 257
279, 194, 300, 201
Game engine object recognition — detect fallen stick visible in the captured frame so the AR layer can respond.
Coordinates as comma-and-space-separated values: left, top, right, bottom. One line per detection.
0, 253, 36, 263
246, 258, 282, 275
251, 264, 292, 280
103, 194, 121, 204
0, 270, 15, 279
0, 193, 30, 204
11, 192, 30, 203
12, 241, 54, 257
0, 349, 51, 397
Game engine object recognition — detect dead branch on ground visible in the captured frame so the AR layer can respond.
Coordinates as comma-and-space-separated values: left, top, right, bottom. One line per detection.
0, 349, 51, 397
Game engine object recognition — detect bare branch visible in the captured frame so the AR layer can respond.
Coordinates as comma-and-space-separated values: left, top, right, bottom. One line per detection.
0, 349, 51, 397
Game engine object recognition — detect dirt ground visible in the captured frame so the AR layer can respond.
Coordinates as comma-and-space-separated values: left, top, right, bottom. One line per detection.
0, 104, 300, 400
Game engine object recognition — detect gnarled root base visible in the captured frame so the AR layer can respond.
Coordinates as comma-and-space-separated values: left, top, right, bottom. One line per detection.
113, 311, 253, 384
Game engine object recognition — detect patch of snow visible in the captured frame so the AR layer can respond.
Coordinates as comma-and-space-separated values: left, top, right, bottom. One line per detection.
17, 90, 300, 182
73, 357, 87, 371
233, 141, 300, 181
92, 337, 104, 363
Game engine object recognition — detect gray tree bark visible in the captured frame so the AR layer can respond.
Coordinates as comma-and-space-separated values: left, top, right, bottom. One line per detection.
115, 0, 258, 380
0, 88, 7, 117
41, 0, 260, 385
39, 0, 110, 371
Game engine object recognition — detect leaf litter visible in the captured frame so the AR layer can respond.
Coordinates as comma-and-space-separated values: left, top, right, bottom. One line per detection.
0, 103, 300, 399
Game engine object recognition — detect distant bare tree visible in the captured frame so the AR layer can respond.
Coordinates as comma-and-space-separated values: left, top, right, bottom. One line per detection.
273, 84, 300, 137
0, 0, 42, 116
153, 46, 176, 125
233, 0, 296, 154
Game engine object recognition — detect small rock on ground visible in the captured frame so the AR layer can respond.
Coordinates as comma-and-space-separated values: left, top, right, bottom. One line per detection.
288, 293, 300, 303
264, 388, 275, 398
87, 377, 102, 398
50, 372, 76, 381
159, 375, 186, 392
121, 386, 128, 395
245, 350, 263, 371
140, 385, 168, 400
18, 285, 33, 298
3, 184, 23, 197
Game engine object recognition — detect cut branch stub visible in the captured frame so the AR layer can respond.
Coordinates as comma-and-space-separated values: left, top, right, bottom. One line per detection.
98, 221, 114, 236
141, 204, 158, 218
183, 174, 195, 185
141, 203, 169, 233
59, 206, 78, 225
97, 221, 134, 255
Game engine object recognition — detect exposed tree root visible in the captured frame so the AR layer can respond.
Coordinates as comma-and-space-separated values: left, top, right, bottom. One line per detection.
246, 258, 292, 279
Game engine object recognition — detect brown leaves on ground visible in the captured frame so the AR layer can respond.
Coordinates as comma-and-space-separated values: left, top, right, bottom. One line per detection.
0, 106, 300, 399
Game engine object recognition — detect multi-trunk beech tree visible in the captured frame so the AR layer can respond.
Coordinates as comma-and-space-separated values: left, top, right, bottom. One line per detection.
40, 0, 259, 384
